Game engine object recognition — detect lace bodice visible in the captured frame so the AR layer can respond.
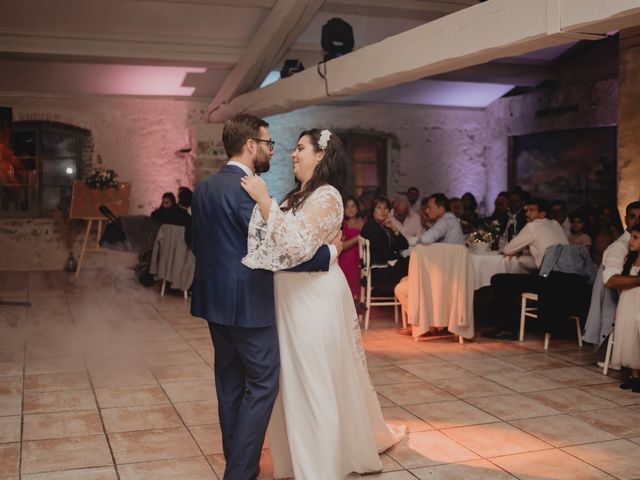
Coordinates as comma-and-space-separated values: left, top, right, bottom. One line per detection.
242, 185, 343, 271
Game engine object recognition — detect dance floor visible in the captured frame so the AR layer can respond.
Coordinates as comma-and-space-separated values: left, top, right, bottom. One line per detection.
1, 262, 640, 479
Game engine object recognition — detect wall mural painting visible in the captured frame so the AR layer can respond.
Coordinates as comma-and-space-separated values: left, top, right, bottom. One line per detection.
509, 127, 617, 211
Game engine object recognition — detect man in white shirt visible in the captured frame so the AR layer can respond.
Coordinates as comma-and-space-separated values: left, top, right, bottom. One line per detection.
550, 200, 571, 238
589, 201, 640, 369
390, 196, 423, 239
407, 186, 421, 213
485, 198, 568, 339
419, 193, 465, 246
603, 201, 640, 289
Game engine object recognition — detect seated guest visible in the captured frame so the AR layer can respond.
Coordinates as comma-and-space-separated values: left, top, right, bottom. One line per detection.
584, 201, 640, 355
360, 196, 409, 296
604, 202, 640, 291
550, 200, 571, 238
484, 198, 568, 339
592, 203, 624, 266
609, 223, 640, 392
461, 192, 481, 234
357, 191, 375, 220
391, 196, 422, 239
419, 193, 465, 246
407, 186, 421, 213
395, 193, 464, 334
338, 196, 365, 303
505, 188, 529, 241
449, 197, 463, 219
178, 186, 193, 212
489, 191, 510, 232
419, 197, 433, 231
568, 210, 592, 252
151, 192, 192, 246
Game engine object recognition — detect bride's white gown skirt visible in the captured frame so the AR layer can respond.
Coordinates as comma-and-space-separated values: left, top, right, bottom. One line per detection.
268, 264, 404, 480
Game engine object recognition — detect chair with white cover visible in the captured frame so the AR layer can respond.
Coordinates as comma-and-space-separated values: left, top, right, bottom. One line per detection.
601, 326, 615, 375
358, 236, 401, 330
407, 243, 474, 343
519, 292, 583, 350
150, 224, 194, 300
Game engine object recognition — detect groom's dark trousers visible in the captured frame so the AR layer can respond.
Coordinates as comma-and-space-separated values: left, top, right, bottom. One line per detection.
191, 164, 330, 480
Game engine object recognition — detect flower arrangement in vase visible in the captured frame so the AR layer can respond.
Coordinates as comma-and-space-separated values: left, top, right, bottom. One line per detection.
85, 168, 120, 190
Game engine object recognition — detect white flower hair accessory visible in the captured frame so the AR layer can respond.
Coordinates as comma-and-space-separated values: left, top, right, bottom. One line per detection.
318, 129, 331, 150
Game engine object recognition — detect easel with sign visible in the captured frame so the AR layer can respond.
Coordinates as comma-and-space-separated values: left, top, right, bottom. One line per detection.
70, 181, 131, 277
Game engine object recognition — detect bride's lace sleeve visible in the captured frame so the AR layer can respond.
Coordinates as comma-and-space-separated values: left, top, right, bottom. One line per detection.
242, 186, 343, 271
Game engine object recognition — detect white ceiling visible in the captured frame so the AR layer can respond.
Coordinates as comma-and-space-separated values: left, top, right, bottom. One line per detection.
0, 0, 582, 107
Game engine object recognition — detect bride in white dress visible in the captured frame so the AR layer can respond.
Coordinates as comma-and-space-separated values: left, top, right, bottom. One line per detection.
241, 129, 404, 479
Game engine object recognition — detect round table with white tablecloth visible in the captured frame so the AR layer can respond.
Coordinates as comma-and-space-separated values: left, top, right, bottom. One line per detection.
469, 251, 532, 290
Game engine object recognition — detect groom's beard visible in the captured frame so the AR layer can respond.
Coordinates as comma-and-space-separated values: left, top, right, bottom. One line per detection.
253, 149, 271, 174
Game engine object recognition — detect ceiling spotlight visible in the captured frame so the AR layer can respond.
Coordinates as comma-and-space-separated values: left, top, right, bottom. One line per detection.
280, 59, 305, 78
321, 18, 354, 61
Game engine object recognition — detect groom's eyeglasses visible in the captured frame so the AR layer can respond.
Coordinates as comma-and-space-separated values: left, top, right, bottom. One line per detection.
251, 138, 275, 151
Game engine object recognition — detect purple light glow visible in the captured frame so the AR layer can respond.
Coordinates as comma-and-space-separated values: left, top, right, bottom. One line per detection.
345, 79, 515, 108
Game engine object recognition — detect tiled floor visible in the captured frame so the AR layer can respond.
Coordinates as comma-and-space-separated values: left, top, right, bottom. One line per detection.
2, 266, 640, 480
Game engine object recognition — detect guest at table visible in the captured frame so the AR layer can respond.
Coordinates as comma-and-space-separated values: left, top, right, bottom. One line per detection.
407, 186, 421, 213
395, 193, 464, 335
584, 201, 640, 354
505, 188, 528, 241
178, 186, 193, 213
360, 196, 409, 296
609, 223, 640, 392
550, 200, 571, 238
419, 197, 433, 231
151, 192, 192, 246
338, 196, 365, 303
484, 198, 568, 339
488, 191, 510, 232
568, 210, 592, 252
603, 202, 640, 290
449, 197, 463, 219
419, 193, 465, 246
592, 203, 624, 266
461, 192, 481, 234
390, 196, 422, 239
357, 190, 376, 220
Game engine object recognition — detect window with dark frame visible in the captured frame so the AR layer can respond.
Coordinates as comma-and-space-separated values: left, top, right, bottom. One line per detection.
339, 133, 387, 199
1, 122, 82, 217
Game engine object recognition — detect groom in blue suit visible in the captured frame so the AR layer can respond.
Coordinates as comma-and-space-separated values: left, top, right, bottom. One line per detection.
191, 114, 338, 480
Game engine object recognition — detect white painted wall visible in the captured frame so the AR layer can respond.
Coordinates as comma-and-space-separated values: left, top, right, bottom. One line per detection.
0, 95, 205, 213
0, 95, 206, 271
263, 103, 492, 210
0, 73, 618, 271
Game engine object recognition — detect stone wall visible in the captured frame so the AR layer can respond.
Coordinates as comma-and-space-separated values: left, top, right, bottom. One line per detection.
261, 103, 491, 208
0, 95, 207, 271
0, 95, 207, 213
0, 39, 623, 271
618, 28, 640, 217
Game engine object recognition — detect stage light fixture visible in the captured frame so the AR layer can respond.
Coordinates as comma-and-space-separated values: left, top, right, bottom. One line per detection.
321, 17, 354, 61
280, 59, 305, 78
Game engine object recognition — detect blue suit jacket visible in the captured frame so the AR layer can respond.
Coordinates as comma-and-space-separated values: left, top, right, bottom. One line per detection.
190, 164, 330, 328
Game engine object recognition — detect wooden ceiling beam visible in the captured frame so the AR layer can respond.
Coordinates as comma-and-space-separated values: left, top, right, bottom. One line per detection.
207, 0, 325, 116
207, 0, 640, 121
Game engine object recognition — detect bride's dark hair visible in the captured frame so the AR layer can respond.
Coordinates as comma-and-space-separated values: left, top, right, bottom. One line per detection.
281, 129, 346, 213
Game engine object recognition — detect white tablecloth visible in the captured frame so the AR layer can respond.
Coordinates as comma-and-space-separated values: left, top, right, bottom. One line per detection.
470, 252, 531, 290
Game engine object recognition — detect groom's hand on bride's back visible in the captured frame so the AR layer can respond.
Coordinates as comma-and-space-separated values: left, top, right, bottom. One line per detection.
330, 230, 343, 256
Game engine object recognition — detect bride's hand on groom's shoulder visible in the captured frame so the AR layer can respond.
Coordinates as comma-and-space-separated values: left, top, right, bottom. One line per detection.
241, 175, 270, 203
